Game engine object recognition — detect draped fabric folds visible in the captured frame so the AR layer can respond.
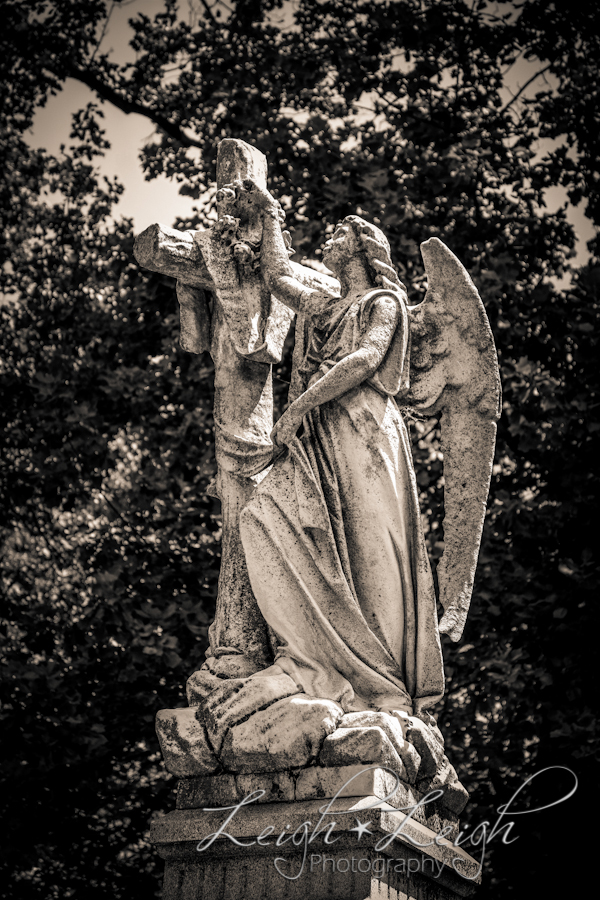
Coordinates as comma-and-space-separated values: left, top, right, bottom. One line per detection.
240, 289, 445, 714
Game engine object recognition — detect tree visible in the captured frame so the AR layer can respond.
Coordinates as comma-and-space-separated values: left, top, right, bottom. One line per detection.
1, 2, 598, 897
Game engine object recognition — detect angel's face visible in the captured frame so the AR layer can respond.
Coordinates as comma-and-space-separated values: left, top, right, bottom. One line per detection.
322, 222, 358, 270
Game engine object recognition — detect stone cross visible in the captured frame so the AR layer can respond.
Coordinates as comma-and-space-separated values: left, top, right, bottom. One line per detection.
134, 139, 335, 681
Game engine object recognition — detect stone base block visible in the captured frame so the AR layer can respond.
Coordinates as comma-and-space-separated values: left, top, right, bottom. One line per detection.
150, 779, 480, 900
176, 766, 460, 836
155, 708, 219, 777
159, 840, 477, 900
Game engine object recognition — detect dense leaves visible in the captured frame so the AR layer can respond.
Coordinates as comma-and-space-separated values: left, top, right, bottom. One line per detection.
1, 2, 598, 898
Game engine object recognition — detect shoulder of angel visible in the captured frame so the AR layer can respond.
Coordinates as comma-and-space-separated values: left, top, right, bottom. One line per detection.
359, 286, 407, 316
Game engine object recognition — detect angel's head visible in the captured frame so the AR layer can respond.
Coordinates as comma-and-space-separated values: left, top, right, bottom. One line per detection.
322, 215, 405, 294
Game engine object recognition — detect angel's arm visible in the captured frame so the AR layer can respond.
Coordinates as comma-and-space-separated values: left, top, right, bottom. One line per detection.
258, 210, 314, 313
273, 295, 399, 443
223, 181, 316, 313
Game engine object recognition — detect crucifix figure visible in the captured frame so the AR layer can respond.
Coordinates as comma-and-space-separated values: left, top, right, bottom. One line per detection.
134, 140, 336, 691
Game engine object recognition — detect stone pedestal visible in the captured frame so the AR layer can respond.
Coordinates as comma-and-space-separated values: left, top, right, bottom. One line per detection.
150, 767, 480, 900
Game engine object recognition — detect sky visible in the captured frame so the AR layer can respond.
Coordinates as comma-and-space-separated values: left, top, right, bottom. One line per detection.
28, 0, 201, 230
26, 0, 594, 266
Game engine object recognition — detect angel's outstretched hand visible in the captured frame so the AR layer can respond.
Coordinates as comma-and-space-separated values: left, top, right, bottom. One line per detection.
241, 180, 281, 214
217, 180, 285, 223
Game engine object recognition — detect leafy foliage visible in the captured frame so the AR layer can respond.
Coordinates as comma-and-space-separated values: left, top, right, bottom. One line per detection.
1, 1, 598, 898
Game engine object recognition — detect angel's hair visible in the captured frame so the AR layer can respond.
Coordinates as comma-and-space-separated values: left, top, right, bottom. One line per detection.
343, 215, 407, 294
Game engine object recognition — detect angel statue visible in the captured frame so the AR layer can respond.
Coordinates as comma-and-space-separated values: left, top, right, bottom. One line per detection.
149, 148, 501, 888
210, 179, 501, 719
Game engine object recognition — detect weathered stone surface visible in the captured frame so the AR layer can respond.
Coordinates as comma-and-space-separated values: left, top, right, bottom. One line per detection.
211, 654, 267, 679
220, 694, 343, 773
134, 223, 212, 288
185, 669, 223, 706
339, 710, 404, 749
134, 140, 286, 670
293, 765, 459, 837
407, 237, 501, 643
294, 763, 410, 807
137, 143, 333, 673
439, 780, 469, 815
387, 707, 410, 738
186, 655, 264, 706
319, 726, 407, 780
159, 846, 473, 900
399, 714, 446, 778
397, 739, 422, 784
155, 708, 219, 778
175, 281, 211, 354
177, 771, 294, 809
237, 772, 295, 804
177, 774, 237, 809
339, 709, 421, 782
416, 709, 445, 748
151, 799, 481, 895
419, 756, 469, 815
201, 671, 301, 754
217, 138, 268, 198
295, 763, 372, 801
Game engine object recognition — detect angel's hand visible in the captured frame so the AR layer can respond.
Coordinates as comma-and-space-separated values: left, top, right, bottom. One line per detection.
271, 406, 304, 447
241, 179, 280, 214
217, 180, 285, 223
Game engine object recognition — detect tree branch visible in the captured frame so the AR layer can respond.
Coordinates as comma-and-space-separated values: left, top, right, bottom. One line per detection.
89, 1, 115, 65
198, 0, 219, 26
65, 63, 204, 150
500, 62, 554, 115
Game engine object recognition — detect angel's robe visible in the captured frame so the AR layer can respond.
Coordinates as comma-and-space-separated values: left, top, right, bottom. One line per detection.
240, 288, 445, 714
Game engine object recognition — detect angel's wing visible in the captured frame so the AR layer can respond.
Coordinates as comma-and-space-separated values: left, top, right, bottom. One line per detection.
403, 238, 501, 642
